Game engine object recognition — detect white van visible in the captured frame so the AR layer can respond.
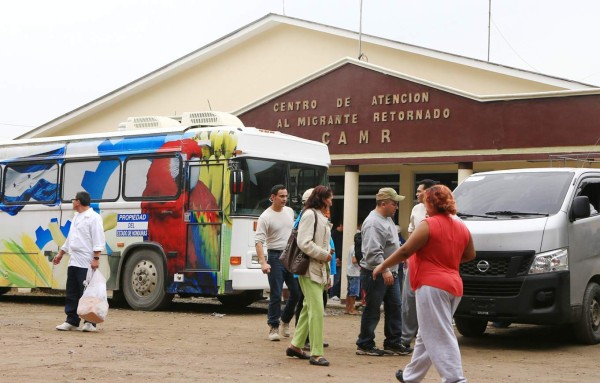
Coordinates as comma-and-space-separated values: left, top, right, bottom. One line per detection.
452, 168, 600, 344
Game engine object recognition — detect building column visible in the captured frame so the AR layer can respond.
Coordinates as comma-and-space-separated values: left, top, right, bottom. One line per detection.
458, 162, 473, 185
340, 165, 359, 301
398, 167, 413, 238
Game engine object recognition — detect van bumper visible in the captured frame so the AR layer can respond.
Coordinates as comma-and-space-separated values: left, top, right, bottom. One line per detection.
456, 271, 571, 325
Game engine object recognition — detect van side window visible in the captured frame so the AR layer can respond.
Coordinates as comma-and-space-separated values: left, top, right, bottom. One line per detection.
577, 181, 600, 216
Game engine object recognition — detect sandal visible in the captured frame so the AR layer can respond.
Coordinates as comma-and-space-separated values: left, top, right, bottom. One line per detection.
309, 356, 330, 366
286, 347, 310, 360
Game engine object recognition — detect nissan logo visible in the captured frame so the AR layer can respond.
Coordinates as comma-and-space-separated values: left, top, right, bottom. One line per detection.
476, 260, 491, 273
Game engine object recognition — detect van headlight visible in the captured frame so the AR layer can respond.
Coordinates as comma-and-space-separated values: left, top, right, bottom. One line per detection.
528, 248, 568, 274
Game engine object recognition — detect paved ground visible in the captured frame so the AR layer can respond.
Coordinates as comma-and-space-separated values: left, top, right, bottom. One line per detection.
1, 291, 599, 382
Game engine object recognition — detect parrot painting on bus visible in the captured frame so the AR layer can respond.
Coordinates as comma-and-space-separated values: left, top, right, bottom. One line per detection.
140, 129, 238, 295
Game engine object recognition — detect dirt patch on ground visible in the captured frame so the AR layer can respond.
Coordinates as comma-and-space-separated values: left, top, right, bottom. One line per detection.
0, 292, 598, 382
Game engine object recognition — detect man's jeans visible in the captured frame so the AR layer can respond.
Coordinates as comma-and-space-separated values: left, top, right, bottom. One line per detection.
65, 266, 89, 327
356, 268, 403, 349
267, 250, 300, 328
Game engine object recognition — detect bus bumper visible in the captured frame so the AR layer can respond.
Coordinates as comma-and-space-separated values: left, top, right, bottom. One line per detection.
230, 269, 269, 290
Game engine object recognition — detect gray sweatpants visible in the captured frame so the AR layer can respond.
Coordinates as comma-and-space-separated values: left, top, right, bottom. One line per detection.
400, 266, 418, 345
402, 285, 466, 383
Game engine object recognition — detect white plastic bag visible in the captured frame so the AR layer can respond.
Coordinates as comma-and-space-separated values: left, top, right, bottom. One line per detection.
77, 268, 109, 324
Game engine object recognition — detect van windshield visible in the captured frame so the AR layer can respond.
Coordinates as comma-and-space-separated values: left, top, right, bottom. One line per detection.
453, 171, 574, 218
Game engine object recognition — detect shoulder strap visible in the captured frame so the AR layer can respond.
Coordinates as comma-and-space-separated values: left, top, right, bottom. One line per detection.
311, 208, 318, 240
294, 210, 303, 230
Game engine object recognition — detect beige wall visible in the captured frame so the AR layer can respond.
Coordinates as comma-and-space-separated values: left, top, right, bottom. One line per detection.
48, 23, 564, 137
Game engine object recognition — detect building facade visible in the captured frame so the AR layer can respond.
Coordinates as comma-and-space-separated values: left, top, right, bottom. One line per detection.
19, 14, 600, 283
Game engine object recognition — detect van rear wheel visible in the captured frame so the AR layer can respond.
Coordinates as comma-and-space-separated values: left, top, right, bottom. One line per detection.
573, 282, 600, 344
455, 317, 487, 338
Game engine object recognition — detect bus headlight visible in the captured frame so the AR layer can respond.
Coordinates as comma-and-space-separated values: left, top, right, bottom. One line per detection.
528, 248, 568, 274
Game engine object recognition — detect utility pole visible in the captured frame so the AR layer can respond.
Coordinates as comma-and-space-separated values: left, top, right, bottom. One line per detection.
487, 0, 492, 61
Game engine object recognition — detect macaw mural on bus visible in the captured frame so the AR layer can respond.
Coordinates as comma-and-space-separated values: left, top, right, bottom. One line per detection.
141, 129, 238, 295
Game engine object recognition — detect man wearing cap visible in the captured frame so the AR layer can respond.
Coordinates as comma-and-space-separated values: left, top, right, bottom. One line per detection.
355, 187, 411, 356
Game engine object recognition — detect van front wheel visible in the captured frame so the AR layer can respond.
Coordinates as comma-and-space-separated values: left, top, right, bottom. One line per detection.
574, 282, 600, 344
454, 317, 487, 338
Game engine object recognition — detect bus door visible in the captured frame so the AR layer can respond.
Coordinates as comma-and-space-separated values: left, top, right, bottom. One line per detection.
184, 162, 225, 295
0, 161, 61, 289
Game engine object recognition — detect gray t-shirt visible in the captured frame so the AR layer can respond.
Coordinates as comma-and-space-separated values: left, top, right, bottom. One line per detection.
359, 209, 400, 272
254, 206, 294, 251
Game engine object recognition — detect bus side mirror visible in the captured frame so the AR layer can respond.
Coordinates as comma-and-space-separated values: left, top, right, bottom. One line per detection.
571, 196, 591, 221
230, 169, 244, 195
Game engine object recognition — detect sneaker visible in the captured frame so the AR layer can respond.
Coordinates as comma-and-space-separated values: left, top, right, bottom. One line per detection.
281, 322, 290, 337
356, 346, 388, 356
56, 322, 78, 331
81, 322, 97, 332
268, 326, 280, 341
384, 343, 412, 355
401, 343, 414, 353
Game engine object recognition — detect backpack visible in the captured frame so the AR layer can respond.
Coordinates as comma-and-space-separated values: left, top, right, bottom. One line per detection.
354, 232, 363, 264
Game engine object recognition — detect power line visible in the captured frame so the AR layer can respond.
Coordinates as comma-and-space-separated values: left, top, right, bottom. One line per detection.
491, 16, 539, 72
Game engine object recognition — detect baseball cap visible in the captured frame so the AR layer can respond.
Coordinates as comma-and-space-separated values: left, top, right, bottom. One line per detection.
375, 187, 405, 202
302, 188, 314, 203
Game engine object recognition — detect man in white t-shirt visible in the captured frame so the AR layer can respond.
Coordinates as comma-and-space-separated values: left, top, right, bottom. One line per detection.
255, 184, 300, 341
401, 179, 438, 350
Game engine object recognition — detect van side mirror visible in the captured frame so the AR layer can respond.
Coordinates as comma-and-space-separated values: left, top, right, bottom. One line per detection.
229, 169, 244, 195
571, 196, 591, 221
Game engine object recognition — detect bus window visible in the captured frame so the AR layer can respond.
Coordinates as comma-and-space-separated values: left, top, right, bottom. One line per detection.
289, 166, 323, 212
123, 155, 182, 200
62, 159, 121, 202
232, 158, 327, 215
3, 161, 59, 204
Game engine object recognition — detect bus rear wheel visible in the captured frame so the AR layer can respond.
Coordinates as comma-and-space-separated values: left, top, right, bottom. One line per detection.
122, 249, 172, 311
455, 317, 488, 338
573, 282, 600, 344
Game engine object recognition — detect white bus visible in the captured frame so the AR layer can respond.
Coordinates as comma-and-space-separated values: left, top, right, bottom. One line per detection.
0, 112, 330, 310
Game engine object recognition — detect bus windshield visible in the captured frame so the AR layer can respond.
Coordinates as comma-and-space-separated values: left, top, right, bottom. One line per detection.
232, 158, 327, 216
453, 171, 574, 218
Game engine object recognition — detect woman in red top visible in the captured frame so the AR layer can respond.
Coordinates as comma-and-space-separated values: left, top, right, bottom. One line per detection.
373, 185, 475, 383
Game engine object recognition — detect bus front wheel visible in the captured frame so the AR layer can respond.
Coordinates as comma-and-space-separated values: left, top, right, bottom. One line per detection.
122, 250, 173, 311
455, 317, 487, 338
574, 282, 600, 344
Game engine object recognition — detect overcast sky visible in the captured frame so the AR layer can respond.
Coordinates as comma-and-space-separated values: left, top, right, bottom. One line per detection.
1, 0, 599, 140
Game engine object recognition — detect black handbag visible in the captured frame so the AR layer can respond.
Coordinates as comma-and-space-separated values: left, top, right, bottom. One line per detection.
279, 209, 318, 275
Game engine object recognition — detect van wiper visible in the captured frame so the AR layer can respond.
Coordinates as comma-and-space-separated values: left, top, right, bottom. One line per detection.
457, 211, 497, 219
485, 210, 549, 217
